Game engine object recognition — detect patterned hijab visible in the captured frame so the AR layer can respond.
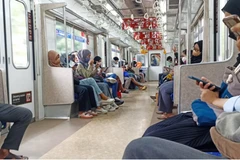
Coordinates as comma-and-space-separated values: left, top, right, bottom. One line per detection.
78, 49, 91, 68
48, 50, 60, 67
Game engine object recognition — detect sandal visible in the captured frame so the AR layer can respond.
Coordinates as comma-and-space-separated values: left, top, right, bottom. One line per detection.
140, 86, 147, 90
78, 112, 93, 119
4, 153, 28, 159
88, 110, 98, 116
157, 114, 174, 119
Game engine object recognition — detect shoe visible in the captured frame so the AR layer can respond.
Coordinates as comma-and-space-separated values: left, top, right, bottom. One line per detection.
88, 110, 98, 116
115, 97, 124, 105
111, 103, 119, 110
96, 108, 108, 114
141, 86, 147, 90
101, 98, 115, 104
103, 105, 115, 112
150, 96, 156, 100
106, 77, 117, 84
78, 112, 93, 119
156, 111, 164, 114
122, 90, 129, 94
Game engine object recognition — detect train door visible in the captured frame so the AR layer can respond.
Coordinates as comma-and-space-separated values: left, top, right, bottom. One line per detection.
148, 50, 163, 81
2, 0, 35, 117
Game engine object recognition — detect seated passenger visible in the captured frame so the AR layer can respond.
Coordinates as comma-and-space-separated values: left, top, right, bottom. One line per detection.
142, 13, 240, 151
0, 104, 32, 159
70, 62, 98, 118
123, 94, 240, 159
112, 57, 119, 67
191, 41, 203, 64
75, 49, 118, 111
48, 50, 113, 114
93, 56, 124, 106
123, 66, 147, 90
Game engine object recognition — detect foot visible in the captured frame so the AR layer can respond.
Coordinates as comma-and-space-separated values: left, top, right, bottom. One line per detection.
157, 113, 174, 119
0, 151, 28, 159
96, 107, 108, 114
79, 112, 93, 119
150, 96, 156, 100
106, 77, 117, 84
122, 90, 129, 94
111, 103, 119, 110
115, 97, 124, 105
101, 98, 115, 105
156, 111, 164, 114
103, 105, 116, 112
88, 110, 98, 116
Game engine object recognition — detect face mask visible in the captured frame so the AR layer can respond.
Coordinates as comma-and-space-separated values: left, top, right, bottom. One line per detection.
85, 58, 90, 63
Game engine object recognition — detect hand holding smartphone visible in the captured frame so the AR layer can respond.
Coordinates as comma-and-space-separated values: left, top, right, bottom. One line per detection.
188, 76, 221, 92
223, 14, 240, 38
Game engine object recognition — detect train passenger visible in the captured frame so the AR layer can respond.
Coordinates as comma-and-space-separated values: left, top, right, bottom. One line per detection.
142, 0, 240, 151
76, 50, 120, 111
181, 49, 187, 64
93, 56, 121, 102
70, 62, 98, 118
123, 93, 240, 159
123, 66, 147, 90
48, 50, 113, 114
191, 40, 203, 64
112, 57, 119, 67
0, 105, 32, 159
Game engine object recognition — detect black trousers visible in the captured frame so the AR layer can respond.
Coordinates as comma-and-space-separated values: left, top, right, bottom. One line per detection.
74, 85, 97, 111
0, 104, 32, 150
143, 112, 217, 152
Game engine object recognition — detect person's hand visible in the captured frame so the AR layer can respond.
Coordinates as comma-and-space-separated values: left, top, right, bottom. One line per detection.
200, 88, 219, 104
196, 77, 216, 91
95, 64, 100, 68
89, 59, 94, 66
231, 23, 240, 51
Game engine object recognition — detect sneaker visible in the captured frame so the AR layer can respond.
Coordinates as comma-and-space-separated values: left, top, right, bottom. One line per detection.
96, 108, 108, 114
106, 77, 117, 84
88, 110, 98, 116
115, 97, 124, 105
111, 103, 119, 110
101, 98, 115, 104
103, 105, 115, 112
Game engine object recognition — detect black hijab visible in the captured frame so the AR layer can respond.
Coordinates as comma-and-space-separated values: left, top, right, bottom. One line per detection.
222, 0, 240, 40
191, 40, 203, 64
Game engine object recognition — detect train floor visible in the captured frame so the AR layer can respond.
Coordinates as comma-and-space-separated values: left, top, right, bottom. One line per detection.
2, 82, 159, 159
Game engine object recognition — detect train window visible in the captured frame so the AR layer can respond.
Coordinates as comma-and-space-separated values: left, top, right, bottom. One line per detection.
150, 53, 160, 66
74, 29, 86, 51
10, 0, 29, 68
56, 21, 72, 54
136, 54, 146, 66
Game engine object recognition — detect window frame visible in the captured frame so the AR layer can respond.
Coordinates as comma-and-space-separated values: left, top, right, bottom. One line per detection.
10, 0, 30, 69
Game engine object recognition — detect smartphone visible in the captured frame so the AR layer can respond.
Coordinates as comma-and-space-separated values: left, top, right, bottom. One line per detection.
188, 76, 221, 92
223, 15, 240, 37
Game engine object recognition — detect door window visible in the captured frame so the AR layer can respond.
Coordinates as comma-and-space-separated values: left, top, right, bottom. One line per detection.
10, 0, 29, 68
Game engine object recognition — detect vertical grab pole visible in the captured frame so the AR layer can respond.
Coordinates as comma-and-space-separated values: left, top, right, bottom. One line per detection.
178, 0, 182, 66
177, 0, 182, 114
187, 0, 192, 64
63, 6, 68, 67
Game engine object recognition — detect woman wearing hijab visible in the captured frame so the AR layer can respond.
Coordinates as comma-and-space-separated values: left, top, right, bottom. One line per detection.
191, 40, 203, 64
123, 0, 240, 155
48, 50, 112, 115
75, 49, 118, 111
48, 50, 99, 118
